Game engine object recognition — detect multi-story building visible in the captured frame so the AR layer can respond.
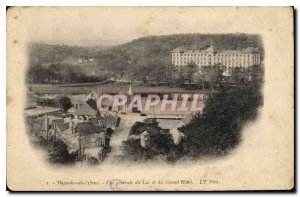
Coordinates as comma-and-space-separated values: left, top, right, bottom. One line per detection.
171, 42, 261, 68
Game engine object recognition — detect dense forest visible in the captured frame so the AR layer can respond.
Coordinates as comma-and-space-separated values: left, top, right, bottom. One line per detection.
28, 42, 106, 65
27, 33, 263, 84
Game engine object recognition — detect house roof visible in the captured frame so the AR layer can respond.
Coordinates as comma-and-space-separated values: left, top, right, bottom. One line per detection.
56, 122, 69, 132
74, 102, 98, 116
39, 95, 57, 100
24, 107, 61, 117
48, 117, 64, 125
220, 48, 259, 54
156, 119, 181, 130
70, 94, 86, 103
206, 43, 216, 53
77, 122, 103, 136
89, 115, 118, 125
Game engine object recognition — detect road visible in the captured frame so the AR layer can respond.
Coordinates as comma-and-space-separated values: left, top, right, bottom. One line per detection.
103, 114, 145, 164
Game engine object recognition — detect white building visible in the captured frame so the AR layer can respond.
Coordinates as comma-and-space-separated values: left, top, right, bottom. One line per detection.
171, 42, 261, 68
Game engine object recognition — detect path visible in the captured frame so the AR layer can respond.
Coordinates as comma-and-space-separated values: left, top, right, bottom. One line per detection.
103, 114, 145, 164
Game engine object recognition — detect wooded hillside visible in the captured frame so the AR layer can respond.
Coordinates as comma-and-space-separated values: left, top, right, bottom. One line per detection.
28, 33, 263, 84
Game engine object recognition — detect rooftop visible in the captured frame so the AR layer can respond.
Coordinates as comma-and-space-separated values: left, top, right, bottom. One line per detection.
74, 102, 97, 116
56, 122, 69, 132
172, 45, 260, 54
171, 47, 188, 53
24, 106, 61, 117
156, 119, 181, 130
77, 122, 103, 136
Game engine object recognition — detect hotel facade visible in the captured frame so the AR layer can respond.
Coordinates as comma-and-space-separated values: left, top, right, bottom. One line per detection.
171, 43, 261, 68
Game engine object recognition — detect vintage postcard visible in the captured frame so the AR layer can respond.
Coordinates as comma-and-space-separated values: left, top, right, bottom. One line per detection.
6, 7, 294, 191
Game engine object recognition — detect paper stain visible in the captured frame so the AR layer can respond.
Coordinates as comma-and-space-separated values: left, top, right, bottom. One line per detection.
138, 17, 154, 36
7, 93, 13, 106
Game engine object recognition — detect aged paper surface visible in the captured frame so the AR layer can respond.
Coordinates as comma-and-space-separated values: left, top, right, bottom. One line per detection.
7, 7, 294, 191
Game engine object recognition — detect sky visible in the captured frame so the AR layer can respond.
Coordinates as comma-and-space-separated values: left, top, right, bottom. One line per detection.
16, 7, 272, 46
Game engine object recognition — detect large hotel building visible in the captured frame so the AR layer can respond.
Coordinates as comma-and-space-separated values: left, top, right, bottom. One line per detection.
171, 43, 261, 68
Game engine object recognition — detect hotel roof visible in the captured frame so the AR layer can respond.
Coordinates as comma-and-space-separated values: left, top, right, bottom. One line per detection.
171, 47, 188, 53
172, 46, 260, 54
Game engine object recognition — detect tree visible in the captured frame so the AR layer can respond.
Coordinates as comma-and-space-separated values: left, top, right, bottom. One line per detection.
56, 96, 72, 112
129, 121, 146, 136
27, 64, 49, 83
195, 69, 206, 90
230, 67, 247, 87
147, 128, 175, 157
129, 62, 153, 84
182, 62, 198, 88
179, 72, 263, 158
148, 64, 164, 86
173, 67, 186, 88
121, 139, 147, 162
96, 52, 129, 79
203, 66, 223, 90
122, 118, 177, 162
48, 137, 73, 164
